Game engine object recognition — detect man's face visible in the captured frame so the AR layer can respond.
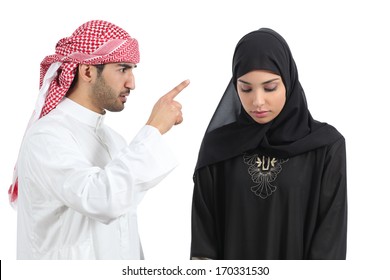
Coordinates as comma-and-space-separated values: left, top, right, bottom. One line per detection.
90, 63, 136, 113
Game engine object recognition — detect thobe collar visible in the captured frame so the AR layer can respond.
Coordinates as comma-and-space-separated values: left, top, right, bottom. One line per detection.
56, 97, 106, 129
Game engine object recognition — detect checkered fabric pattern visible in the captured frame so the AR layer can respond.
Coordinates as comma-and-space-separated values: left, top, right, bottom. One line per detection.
40, 20, 140, 116
8, 20, 140, 206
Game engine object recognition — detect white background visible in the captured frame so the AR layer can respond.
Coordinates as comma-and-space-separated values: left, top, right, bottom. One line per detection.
0, 0, 389, 279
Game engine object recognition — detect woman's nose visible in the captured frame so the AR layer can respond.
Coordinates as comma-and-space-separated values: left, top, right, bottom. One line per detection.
253, 90, 265, 107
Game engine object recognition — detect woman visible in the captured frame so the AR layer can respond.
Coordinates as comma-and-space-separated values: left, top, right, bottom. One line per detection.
190, 28, 347, 260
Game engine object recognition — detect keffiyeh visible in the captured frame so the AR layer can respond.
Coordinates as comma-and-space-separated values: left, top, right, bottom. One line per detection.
9, 20, 140, 206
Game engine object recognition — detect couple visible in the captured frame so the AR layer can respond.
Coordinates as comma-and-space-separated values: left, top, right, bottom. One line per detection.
9, 20, 347, 260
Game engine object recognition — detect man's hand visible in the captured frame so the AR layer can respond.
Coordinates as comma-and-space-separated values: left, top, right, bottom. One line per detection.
146, 79, 190, 134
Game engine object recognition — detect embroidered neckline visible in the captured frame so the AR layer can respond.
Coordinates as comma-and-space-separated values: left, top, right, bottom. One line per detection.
243, 153, 288, 199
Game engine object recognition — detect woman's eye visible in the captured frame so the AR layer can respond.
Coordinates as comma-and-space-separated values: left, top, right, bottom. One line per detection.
264, 85, 277, 92
240, 87, 252, 93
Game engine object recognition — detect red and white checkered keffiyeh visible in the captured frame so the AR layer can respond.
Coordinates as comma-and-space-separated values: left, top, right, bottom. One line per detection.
8, 20, 140, 207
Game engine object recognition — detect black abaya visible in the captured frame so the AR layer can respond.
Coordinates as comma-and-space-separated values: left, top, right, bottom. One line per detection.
191, 28, 347, 260
191, 136, 347, 260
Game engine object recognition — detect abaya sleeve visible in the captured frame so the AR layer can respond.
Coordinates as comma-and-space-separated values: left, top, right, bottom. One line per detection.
190, 166, 219, 260
308, 137, 347, 259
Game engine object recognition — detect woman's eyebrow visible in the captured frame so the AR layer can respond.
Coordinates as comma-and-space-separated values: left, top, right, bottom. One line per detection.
238, 78, 279, 85
237, 79, 251, 85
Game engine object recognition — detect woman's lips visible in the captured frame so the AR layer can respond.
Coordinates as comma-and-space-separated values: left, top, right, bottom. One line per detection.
251, 111, 270, 119
252, 110, 270, 118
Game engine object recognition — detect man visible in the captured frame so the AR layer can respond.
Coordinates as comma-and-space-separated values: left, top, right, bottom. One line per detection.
9, 20, 189, 259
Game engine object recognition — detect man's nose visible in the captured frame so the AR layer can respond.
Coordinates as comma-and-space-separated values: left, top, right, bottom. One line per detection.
125, 72, 135, 90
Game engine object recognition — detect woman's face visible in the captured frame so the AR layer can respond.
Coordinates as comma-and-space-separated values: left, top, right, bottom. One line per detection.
237, 70, 286, 124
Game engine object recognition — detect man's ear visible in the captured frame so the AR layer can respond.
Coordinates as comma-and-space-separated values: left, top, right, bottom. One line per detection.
78, 64, 94, 82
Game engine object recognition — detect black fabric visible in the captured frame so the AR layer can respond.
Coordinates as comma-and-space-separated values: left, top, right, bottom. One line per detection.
195, 28, 341, 169
191, 137, 347, 260
191, 28, 347, 260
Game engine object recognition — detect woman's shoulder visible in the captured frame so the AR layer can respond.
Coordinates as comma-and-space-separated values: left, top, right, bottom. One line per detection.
310, 123, 346, 160
324, 124, 345, 145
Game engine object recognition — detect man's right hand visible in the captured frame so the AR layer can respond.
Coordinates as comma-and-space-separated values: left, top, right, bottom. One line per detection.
146, 79, 190, 134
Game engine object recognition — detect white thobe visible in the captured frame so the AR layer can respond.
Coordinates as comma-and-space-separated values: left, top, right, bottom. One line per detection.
16, 98, 178, 259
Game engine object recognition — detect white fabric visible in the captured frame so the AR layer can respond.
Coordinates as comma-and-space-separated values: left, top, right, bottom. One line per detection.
16, 98, 178, 259
33, 62, 62, 124
9, 62, 63, 208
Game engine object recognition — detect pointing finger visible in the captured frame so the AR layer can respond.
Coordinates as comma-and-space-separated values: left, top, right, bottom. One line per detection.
165, 79, 190, 100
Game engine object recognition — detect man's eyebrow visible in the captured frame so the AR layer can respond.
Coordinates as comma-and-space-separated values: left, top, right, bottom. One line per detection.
118, 63, 137, 68
238, 78, 279, 85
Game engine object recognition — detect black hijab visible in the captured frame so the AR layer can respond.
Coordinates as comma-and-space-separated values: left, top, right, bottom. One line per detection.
195, 28, 342, 170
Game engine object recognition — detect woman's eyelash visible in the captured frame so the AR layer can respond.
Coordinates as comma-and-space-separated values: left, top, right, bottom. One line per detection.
264, 86, 277, 92
240, 86, 277, 93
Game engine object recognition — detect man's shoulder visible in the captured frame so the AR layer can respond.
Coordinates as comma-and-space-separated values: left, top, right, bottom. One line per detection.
26, 110, 74, 138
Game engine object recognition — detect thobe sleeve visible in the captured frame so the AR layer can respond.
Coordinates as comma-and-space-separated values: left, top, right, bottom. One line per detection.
23, 125, 177, 224
190, 166, 218, 260
308, 137, 348, 259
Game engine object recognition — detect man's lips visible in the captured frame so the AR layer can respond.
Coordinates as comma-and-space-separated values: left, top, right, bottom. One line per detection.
119, 92, 130, 103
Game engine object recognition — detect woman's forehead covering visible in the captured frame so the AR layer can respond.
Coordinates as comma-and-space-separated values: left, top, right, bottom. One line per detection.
232, 28, 294, 89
